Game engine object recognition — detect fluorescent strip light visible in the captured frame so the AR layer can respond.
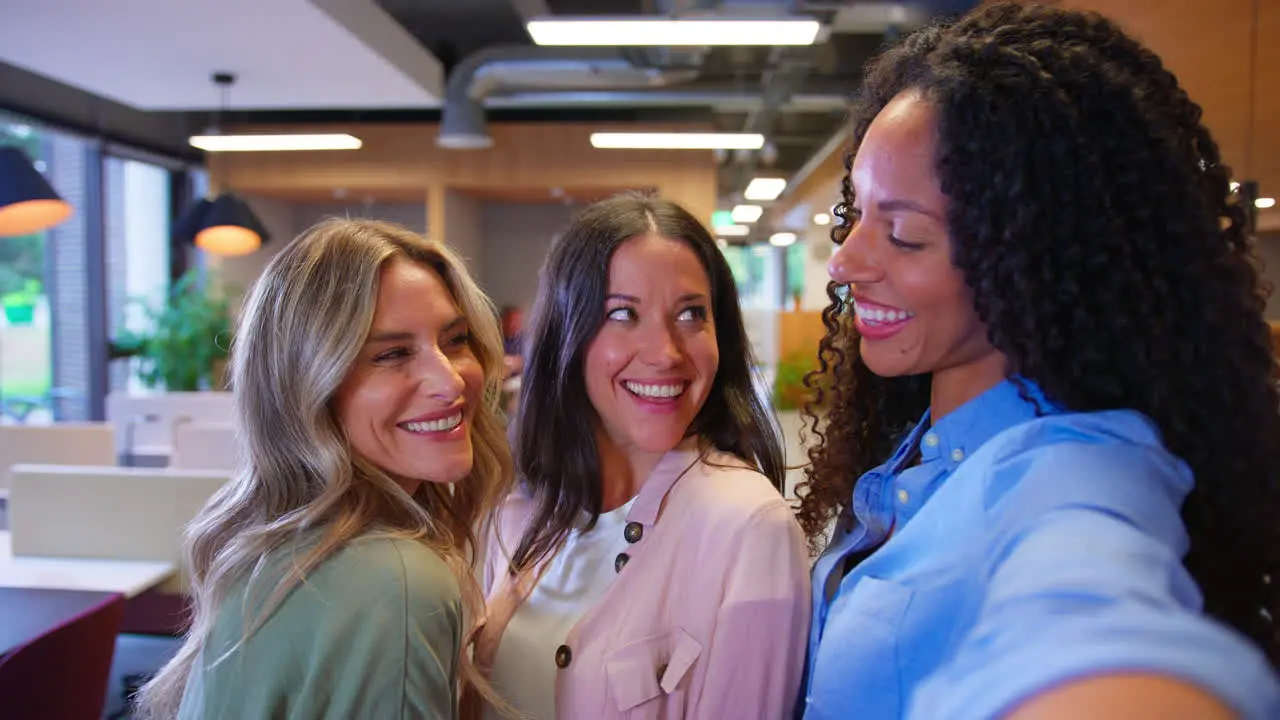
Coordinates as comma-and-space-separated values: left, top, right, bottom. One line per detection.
744, 177, 787, 201
717, 224, 750, 237
813, 212, 831, 226
590, 132, 765, 150
770, 232, 797, 247
527, 17, 821, 46
732, 204, 763, 223
189, 134, 363, 152
1257, 197, 1277, 209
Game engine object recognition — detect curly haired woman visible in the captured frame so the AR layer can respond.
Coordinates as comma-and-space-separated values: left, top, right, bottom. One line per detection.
797, 4, 1280, 719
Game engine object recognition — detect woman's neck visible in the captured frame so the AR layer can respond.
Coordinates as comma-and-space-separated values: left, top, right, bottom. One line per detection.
596, 432, 697, 512
930, 350, 1008, 421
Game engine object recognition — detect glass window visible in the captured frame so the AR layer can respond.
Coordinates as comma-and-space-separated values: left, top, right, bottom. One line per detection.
104, 156, 172, 394
723, 243, 783, 309
0, 119, 55, 423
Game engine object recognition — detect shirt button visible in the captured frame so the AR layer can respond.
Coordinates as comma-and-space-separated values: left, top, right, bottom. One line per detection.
555, 644, 572, 668
951, 448, 965, 462
624, 522, 644, 544
924, 433, 939, 448
897, 489, 910, 504
615, 552, 630, 573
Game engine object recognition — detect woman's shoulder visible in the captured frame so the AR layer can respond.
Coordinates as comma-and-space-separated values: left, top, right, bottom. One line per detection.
981, 409, 1189, 484
674, 449, 793, 526
250, 531, 461, 624
325, 533, 461, 606
973, 409, 1194, 541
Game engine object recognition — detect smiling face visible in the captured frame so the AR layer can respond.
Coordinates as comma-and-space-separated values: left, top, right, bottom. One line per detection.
829, 90, 1005, 397
333, 256, 483, 493
583, 234, 719, 466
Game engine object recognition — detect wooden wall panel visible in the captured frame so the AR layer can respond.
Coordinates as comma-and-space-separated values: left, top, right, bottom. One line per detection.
1254, 0, 1280, 217
777, 0, 1279, 228
779, 310, 828, 363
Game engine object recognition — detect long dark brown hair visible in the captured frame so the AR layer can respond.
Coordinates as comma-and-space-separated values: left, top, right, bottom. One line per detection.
510, 193, 784, 573
798, 2, 1280, 662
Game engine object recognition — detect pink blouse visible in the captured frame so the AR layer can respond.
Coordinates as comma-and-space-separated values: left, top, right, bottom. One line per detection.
477, 447, 811, 719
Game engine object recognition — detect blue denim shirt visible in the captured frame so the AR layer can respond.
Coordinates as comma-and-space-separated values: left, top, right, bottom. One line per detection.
800, 379, 1280, 720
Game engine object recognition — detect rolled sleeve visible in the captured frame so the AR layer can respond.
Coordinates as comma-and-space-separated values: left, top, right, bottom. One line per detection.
908, 439, 1280, 720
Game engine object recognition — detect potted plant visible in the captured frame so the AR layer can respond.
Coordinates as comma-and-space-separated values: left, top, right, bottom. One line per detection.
112, 269, 234, 391
1, 279, 41, 326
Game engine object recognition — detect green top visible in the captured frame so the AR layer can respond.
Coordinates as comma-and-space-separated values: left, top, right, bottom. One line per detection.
177, 532, 462, 720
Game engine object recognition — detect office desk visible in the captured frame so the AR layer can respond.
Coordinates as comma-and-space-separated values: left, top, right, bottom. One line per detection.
0, 532, 175, 598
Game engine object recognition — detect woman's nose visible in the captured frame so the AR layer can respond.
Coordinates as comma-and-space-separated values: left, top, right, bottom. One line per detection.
828, 222, 881, 286
418, 351, 465, 402
639, 323, 682, 368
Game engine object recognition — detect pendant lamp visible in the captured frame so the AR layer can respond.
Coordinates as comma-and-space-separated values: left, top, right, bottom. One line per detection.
0, 146, 73, 237
174, 192, 270, 257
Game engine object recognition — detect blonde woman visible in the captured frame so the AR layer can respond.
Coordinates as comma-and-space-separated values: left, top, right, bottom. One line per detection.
136, 219, 512, 719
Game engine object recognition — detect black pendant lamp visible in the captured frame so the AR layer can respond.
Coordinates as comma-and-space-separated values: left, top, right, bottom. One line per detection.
174, 72, 270, 256
174, 192, 270, 257
0, 146, 73, 237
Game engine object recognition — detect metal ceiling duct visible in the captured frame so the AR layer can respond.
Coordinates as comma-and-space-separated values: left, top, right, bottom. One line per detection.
437, 0, 804, 150
438, 46, 702, 149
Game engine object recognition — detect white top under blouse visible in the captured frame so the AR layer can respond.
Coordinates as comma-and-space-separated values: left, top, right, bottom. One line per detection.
486, 495, 639, 720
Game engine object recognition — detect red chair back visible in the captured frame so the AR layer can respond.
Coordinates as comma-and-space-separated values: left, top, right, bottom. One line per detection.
0, 592, 125, 720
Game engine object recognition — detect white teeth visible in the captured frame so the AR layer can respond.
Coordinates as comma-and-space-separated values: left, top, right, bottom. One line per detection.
854, 301, 914, 325
624, 381, 686, 399
403, 413, 462, 433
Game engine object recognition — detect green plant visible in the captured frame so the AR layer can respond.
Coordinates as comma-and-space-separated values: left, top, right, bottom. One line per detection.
1, 278, 41, 306
772, 351, 819, 411
1, 279, 42, 325
113, 269, 233, 391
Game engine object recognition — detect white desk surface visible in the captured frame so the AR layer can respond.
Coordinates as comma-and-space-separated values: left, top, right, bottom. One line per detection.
0, 531, 175, 598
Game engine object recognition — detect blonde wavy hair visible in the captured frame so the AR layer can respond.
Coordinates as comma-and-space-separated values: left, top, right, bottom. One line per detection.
136, 218, 513, 719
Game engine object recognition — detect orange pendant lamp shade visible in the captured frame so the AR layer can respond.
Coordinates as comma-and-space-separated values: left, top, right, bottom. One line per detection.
174, 192, 269, 257
0, 147, 73, 237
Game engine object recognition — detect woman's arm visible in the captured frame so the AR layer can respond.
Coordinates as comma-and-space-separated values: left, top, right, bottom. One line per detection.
1007, 673, 1234, 720
691, 503, 812, 719
908, 440, 1277, 720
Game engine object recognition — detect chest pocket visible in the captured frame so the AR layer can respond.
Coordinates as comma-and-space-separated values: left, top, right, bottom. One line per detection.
815, 576, 914, 716
604, 628, 702, 717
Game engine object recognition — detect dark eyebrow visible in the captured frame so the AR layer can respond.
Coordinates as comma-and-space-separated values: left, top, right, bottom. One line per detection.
366, 315, 466, 344
606, 293, 708, 304
878, 198, 944, 222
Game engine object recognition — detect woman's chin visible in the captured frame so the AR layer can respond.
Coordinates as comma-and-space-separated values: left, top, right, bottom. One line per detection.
860, 343, 921, 378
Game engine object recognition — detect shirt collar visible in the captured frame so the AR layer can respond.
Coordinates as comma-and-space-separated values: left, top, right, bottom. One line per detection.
919, 377, 1057, 470
851, 377, 1057, 537
625, 441, 704, 527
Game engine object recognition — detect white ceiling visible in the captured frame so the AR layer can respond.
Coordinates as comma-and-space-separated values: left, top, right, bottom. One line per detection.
0, 0, 445, 110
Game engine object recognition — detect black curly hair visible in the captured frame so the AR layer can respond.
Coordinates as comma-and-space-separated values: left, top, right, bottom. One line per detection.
797, 1, 1280, 663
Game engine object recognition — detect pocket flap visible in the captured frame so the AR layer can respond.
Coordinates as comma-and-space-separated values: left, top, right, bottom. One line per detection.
660, 629, 701, 694
605, 629, 704, 712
